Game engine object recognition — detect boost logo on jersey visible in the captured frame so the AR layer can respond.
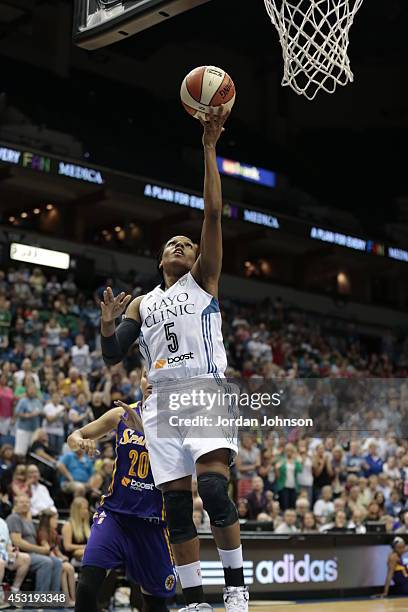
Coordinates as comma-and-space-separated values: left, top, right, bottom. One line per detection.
122, 477, 154, 492
154, 352, 194, 369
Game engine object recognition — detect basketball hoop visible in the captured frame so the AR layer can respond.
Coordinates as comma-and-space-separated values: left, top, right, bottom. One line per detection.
264, 0, 364, 100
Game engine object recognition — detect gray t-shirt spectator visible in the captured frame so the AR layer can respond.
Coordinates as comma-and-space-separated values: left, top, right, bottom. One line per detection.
6, 512, 37, 544
237, 445, 261, 480
15, 397, 42, 432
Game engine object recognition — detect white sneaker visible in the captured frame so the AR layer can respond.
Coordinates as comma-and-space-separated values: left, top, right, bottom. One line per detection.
179, 604, 213, 611
223, 586, 249, 612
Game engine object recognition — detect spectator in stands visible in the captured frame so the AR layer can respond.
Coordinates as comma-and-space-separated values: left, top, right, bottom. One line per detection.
301, 511, 318, 533
42, 392, 66, 455
246, 476, 268, 519
89, 390, 110, 421
313, 485, 334, 526
331, 446, 347, 493
365, 501, 381, 522
37, 511, 76, 606
348, 509, 367, 534
0, 516, 31, 604
26, 465, 56, 517
62, 273, 77, 297
297, 439, 313, 505
10, 465, 29, 500
385, 489, 404, 517
68, 392, 93, 434
383, 455, 401, 481
395, 510, 408, 534
363, 442, 384, 477
29, 268, 46, 295
295, 497, 310, 524
0, 444, 15, 496
274, 509, 299, 534
57, 449, 93, 496
357, 477, 371, 508
6, 494, 62, 593
61, 497, 90, 564
275, 444, 302, 510
374, 491, 386, 517
14, 358, 40, 389
346, 441, 364, 477
0, 375, 14, 437
45, 275, 61, 298
327, 510, 351, 533
266, 500, 281, 527
312, 444, 334, 503
14, 384, 43, 456
14, 374, 38, 400
237, 499, 250, 523
60, 367, 89, 399
0, 295, 11, 351
71, 334, 91, 375
235, 433, 261, 498
257, 448, 275, 493
97, 459, 114, 493
28, 429, 57, 465
347, 485, 366, 515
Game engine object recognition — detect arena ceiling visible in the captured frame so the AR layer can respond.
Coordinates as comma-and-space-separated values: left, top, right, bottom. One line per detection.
0, 0, 407, 239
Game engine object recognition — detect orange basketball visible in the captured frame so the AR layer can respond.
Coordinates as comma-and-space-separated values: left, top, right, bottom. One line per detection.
180, 66, 236, 121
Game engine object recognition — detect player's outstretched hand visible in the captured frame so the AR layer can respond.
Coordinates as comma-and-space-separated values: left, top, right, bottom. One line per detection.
100, 287, 132, 323
200, 105, 230, 148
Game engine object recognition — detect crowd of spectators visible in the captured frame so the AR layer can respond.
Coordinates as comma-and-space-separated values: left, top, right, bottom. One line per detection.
0, 263, 408, 605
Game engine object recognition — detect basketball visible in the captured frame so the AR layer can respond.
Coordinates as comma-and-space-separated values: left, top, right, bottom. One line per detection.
180, 65, 236, 121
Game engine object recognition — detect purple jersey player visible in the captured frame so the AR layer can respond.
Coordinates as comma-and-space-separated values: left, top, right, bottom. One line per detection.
67, 370, 176, 612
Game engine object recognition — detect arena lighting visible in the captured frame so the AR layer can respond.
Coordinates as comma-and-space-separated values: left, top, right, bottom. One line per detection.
10, 243, 70, 270
243, 209, 279, 229
0, 144, 105, 185
310, 226, 408, 263
310, 226, 366, 251
216, 157, 276, 188
20, 212, 28, 219
143, 183, 281, 229
8, 217, 15, 223
33, 208, 41, 215
388, 247, 408, 262
114, 226, 122, 232
46, 204, 54, 211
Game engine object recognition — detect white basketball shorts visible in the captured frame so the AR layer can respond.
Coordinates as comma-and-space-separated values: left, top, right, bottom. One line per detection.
142, 376, 239, 488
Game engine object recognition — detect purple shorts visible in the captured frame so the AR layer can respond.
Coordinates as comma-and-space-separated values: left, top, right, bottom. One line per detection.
82, 508, 176, 597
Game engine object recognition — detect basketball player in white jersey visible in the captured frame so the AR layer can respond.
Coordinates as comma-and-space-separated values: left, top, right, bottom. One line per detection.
100, 106, 248, 612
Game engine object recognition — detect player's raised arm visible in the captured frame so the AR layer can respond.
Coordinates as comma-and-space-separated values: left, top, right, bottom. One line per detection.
100, 289, 144, 366
192, 105, 230, 298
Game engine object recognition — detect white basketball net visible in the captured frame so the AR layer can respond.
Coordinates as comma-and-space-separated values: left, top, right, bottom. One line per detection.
264, 0, 364, 100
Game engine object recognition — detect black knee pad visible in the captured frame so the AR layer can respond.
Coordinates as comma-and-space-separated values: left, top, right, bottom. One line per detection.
197, 472, 238, 528
163, 490, 197, 544
76, 566, 107, 612
142, 593, 169, 612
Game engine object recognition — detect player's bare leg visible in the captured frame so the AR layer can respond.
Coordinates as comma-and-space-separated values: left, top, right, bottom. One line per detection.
196, 450, 249, 612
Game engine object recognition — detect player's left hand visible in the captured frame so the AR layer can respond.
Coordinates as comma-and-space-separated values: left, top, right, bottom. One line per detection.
200, 105, 230, 147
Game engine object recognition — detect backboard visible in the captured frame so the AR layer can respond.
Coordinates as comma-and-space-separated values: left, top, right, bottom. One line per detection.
73, 0, 211, 50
